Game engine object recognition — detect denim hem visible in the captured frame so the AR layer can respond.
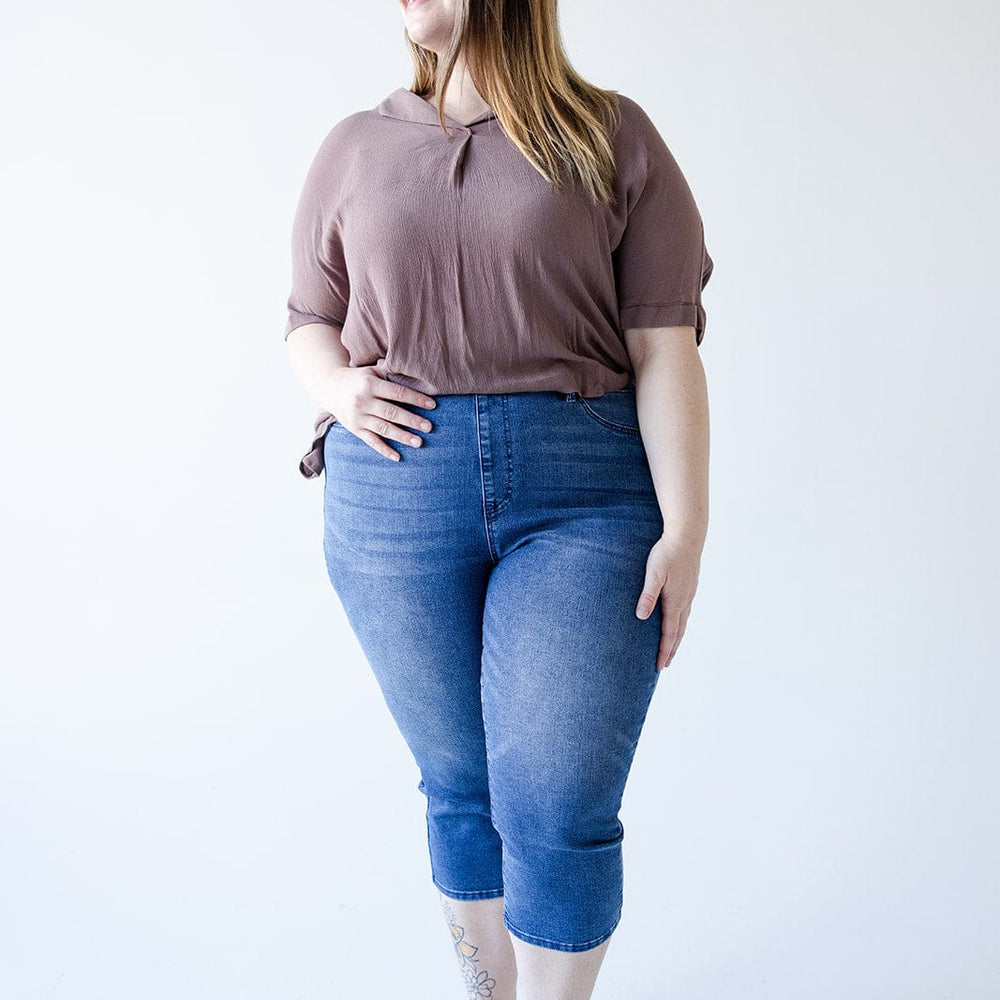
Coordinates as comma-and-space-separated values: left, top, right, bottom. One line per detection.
432, 875, 505, 901
502, 908, 622, 952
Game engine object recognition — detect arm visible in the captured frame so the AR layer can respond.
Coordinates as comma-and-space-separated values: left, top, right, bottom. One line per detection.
286, 322, 351, 413
627, 324, 709, 543
625, 324, 709, 669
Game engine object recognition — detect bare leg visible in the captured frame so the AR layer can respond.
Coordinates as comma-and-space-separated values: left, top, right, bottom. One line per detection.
439, 894, 517, 1000
508, 934, 613, 1000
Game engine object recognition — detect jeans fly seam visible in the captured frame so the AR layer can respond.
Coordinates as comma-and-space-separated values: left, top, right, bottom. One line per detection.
490, 394, 514, 515
474, 397, 500, 564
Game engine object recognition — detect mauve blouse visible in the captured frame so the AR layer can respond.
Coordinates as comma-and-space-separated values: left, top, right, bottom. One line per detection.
284, 86, 714, 478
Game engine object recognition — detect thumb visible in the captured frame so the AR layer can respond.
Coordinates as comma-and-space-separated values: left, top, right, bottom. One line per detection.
635, 571, 663, 619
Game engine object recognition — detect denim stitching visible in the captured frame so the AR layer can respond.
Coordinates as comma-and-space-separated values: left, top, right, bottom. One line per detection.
503, 908, 622, 951
474, 396, 500, 564
491, 394, 514, 515
576, 398, 642, 436
433, 875, 505, 899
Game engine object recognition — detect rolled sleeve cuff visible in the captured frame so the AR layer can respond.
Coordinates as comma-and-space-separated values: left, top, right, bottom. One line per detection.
619, 301, 707, 345
284, 309, 346, 341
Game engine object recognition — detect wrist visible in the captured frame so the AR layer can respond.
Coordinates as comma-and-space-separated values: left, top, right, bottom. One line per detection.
660, 519, 708, 548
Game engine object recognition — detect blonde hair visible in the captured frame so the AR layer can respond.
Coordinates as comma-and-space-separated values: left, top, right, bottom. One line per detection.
404, 0, 622, 208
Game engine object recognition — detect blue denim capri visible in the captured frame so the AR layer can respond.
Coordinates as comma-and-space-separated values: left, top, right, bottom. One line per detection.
321, 375, 665, 953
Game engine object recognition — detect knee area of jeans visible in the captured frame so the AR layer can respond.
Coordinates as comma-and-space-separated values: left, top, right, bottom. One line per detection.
493, 817, 626, 856
417, 774, 492, 807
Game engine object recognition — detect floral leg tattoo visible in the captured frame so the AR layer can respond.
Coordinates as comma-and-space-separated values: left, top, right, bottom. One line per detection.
439, 894, 498, 999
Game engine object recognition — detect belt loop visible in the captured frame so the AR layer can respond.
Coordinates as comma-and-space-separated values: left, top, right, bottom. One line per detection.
565, 391, 579, 401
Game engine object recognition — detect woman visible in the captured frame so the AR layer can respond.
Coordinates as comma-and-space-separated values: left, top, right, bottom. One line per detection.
283, 1, 714, 997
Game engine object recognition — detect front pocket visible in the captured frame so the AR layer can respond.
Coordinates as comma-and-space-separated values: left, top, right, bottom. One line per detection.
575, 388, 642, 435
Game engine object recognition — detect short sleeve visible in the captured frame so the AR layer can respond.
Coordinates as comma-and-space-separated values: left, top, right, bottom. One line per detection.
283, 131, 351, 341
612, 101, 714, 345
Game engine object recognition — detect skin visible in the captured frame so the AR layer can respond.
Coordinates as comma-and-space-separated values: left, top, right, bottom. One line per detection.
625, 326, 709, 673
286, 2, 709, 994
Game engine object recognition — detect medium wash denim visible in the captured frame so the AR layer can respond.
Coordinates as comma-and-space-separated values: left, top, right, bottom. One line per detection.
321, 375, 664, 953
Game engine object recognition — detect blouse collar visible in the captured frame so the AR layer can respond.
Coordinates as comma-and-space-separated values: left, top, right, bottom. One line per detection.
377, 86, 497, 128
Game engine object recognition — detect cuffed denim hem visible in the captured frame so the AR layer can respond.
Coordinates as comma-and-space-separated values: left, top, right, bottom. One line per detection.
433, 875, 505, 901
502, 909, 622, 953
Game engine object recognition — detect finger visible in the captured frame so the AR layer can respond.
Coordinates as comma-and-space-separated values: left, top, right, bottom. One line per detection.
371, 376, 437, 412
656, 627, 673, 671
663, 607, 691, 669
653, 590, 672, 668
361, 414, 426, 450
635, 569, 664, 619
356, 428, 403, 462
372, 400, 435, 434
657, 598, 683, 671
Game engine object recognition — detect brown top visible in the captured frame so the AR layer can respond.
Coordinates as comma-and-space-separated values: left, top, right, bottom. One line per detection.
285, 86, 714, 478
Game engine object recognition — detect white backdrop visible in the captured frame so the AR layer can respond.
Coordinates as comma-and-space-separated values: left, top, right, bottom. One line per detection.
2, 1, 998, 997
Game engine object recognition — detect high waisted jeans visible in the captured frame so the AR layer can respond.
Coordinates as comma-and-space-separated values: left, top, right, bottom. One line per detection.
321, 375, 665, 952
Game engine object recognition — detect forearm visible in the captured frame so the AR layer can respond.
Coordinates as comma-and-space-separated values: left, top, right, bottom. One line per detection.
286, 322, 351, 411
627, 328, 710, 546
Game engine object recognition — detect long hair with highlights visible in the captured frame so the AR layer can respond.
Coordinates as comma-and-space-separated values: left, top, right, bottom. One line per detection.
404, 0, 622, 207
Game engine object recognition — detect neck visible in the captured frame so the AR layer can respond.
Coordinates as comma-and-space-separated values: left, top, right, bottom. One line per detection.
433, 59, 491, 120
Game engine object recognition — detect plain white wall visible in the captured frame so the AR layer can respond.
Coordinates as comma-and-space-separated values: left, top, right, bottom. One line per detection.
2, 1, 998, 997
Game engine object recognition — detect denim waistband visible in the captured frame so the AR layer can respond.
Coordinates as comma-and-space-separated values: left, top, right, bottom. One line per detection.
562, 373, 636, 401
